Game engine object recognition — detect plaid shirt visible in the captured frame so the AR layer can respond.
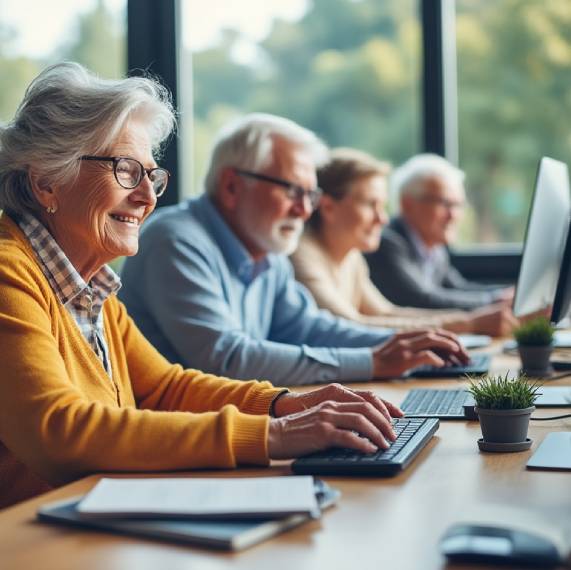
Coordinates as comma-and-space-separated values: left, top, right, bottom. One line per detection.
18, 213, 121, 378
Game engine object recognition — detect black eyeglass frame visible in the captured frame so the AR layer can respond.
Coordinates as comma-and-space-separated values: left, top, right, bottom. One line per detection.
80, 155, 171, 197
234, 168, 322, 209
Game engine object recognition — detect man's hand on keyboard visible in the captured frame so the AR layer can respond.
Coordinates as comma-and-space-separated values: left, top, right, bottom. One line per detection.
371, 329, 470, 379
468, 303, 518, 337
267, 383, 403, 460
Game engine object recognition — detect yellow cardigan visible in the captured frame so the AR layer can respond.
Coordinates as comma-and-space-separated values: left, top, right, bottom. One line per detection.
0, 215, 283, 508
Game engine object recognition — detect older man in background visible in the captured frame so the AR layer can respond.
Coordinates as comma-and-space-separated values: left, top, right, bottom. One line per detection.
119, 115, 468, 386
367, 154, 514, 311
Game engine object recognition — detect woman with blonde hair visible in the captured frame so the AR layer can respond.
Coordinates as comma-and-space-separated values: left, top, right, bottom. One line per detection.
291, 147, 516, 336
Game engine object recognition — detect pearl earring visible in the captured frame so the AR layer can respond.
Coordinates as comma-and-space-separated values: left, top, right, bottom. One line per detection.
46, 205, 57, 214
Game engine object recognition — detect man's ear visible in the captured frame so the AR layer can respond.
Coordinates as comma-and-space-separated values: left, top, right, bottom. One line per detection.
217, 167, 240, 210
28, 170, 57, 210
400, 193, 415, 216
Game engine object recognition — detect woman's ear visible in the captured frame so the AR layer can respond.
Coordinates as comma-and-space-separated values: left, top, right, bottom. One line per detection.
28, 170, 57, 211
318, 194, 338, 224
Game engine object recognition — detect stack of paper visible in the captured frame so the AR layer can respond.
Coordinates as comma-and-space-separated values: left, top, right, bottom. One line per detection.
38, 476, 340, 551
76, 476, 321, 519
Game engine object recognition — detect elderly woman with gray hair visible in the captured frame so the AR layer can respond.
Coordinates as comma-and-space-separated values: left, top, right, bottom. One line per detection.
0, 63, 402, 508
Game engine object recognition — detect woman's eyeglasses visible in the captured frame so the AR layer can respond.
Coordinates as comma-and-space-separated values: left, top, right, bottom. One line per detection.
80, 156, 170, 197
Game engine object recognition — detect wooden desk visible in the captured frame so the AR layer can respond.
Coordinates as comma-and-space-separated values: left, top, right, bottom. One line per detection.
1, 352, 570, 570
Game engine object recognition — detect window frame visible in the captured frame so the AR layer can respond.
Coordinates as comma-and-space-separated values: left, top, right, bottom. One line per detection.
127, 0, 180, 206
127, 0, 521, 281
420, 0, 519, 282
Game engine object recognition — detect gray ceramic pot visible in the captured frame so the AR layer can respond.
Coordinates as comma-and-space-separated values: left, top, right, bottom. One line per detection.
517, 344, 553, 377
475, 406, 535, 443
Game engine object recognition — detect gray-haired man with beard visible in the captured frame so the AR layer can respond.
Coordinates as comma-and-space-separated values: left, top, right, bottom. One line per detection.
119, 114, 468, 386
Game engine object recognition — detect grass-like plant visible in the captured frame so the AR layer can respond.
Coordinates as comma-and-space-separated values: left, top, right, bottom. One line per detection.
513, 316, 555, 346
467, 372, 542, 410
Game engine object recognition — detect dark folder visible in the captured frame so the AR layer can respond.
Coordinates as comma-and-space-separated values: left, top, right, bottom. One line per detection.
37, 479, 340, 551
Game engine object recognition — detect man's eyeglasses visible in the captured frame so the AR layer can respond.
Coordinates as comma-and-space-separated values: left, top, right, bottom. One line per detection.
80, 156, 170, 197
418, 195, 465, 211
234, 168, 322, 209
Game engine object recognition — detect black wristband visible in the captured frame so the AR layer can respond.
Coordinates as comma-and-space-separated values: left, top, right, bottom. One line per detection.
269, 389, 290, 417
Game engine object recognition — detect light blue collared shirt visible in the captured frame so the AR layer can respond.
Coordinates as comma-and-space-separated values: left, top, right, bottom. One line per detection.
119, 194, 392, 386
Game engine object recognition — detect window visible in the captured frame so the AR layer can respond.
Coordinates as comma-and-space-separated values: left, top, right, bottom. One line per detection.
456, 0, 571, 245
179, 0, 421, 198
0, 0, 126, 123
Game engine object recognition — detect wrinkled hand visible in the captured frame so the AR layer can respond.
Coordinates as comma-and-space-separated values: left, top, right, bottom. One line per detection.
268, 383, 403, 460
517, 305, 552, 323
273, 383, 402, 419
496, 286, 515, 305
371, 329, 470, 379
469, 303, 518, 336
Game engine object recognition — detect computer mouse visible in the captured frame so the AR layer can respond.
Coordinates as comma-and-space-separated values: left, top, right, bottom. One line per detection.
440, 504, 570, 568
440, 523, 564, 568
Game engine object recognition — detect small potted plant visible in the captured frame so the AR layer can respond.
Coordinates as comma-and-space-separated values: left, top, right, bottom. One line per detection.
513, 316, 555, 377
468, 372, 542, 452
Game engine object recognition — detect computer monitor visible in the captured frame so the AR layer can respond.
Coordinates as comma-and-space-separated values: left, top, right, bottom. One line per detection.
513, 157, 571, 322
551, 224, 571, 324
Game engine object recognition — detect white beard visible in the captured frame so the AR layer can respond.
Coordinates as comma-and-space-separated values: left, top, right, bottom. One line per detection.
254, 218, 304, 255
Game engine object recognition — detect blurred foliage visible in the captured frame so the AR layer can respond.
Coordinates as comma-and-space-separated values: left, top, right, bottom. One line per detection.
0, 0, 125, 123
2, 0, 570, 245
184, 0, 571, 245
456, 0, 571, 243
186, 1, 420, 206
55, 0, 125, 79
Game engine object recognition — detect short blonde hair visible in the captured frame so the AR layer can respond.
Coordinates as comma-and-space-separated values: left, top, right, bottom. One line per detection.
317, 147, 391, 200
310, 147, 390, 228
0, 62, 175, 216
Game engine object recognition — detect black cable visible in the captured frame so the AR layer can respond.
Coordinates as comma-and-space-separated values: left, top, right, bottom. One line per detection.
531, 413, 571, 421
542, 371, 571, 381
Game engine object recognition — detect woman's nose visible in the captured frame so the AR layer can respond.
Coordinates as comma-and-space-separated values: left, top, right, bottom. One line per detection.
129, 174, 157, 207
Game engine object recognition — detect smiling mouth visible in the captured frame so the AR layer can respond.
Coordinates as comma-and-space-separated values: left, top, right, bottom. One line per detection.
110, 214, 140, 226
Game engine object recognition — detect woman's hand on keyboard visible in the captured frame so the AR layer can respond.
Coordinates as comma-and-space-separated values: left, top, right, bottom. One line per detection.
267, 384, 403, 459
371, 329, 470, 379
272, 383, 403, 421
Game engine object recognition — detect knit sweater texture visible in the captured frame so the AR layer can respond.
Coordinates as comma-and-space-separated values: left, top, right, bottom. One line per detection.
0, 214, 282, 508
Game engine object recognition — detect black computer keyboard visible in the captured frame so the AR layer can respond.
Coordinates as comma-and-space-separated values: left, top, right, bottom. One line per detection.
404, 353, 491, 378
401, 389, 472, 419
291, 418, 439, 476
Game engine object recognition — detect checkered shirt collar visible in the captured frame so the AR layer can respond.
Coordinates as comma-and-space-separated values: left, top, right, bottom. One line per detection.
17, 213, 121, 306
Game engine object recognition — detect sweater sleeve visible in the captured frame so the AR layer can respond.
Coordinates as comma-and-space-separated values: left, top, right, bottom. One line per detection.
111, 296, 282, 417
290, 240, 370, 322
0, 257, 282, 487
291, 241, 451, 330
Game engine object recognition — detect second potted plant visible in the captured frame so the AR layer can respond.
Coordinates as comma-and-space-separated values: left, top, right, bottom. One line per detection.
513, 316, 555, 377
468, 372, 542, 452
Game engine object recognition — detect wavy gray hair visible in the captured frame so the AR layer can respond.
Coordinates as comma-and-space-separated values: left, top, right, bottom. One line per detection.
203, 113, 329, 196
0, 62, 175, 216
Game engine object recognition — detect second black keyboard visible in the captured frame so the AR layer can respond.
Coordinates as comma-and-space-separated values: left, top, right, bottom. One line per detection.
401, 389, 471, 419
403, 353, 491, 378
291, 417, 439, 476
